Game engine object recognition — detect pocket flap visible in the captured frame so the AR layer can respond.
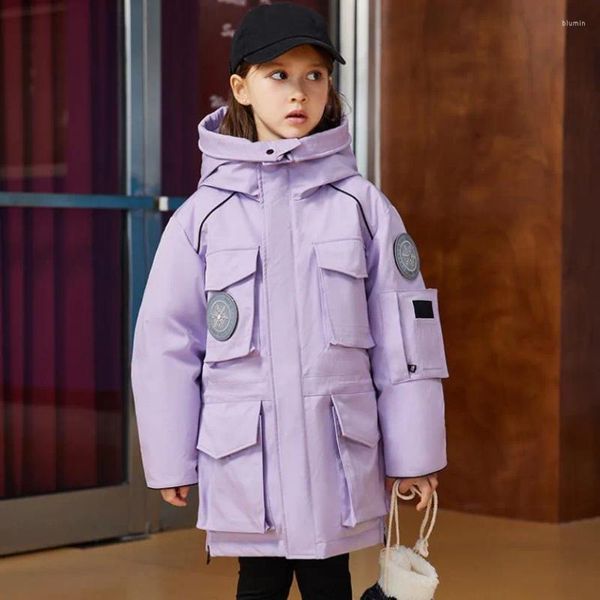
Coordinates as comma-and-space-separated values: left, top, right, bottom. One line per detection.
314, 239, 368, 278
205, 247, 259, 291
196, 400, 261, 458
331, 390, 380, 447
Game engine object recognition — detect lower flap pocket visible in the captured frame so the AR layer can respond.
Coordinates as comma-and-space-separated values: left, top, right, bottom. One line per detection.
196, 400, 271, 533
197, 400, 261, 458
330, 390, 387, 527
331, 391, 381, 447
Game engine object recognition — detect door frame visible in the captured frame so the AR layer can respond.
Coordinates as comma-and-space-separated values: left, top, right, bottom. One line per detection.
337, 0, 381, 185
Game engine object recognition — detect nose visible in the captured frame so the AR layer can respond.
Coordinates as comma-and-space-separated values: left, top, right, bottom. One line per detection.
290, 82, 307, 103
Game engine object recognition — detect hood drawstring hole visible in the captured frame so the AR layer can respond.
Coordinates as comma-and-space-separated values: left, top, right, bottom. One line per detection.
266, 149, 274, 154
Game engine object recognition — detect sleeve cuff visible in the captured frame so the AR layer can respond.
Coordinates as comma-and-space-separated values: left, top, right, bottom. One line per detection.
385, 464, 447, 478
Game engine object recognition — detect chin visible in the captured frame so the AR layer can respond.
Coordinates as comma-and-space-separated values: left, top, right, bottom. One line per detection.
283, 120, 315, 136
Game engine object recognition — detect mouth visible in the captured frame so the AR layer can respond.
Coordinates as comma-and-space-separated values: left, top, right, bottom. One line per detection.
286, 110, 308, 124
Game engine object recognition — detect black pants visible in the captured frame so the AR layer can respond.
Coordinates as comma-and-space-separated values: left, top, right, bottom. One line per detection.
236, 552, 352, 600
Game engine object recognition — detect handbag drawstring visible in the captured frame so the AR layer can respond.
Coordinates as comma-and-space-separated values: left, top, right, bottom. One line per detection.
383, 479, 439, 594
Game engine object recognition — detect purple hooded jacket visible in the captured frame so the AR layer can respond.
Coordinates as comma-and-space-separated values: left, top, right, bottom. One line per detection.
131, 105, 449, 561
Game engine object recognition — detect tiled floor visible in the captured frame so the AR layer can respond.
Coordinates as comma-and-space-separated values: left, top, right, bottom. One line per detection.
1, 504, 599, 599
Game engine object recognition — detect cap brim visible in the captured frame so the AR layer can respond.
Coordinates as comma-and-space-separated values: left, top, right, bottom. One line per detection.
242, 36, 346, 67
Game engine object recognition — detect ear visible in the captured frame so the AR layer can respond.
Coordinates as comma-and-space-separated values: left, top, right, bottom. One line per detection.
230, 74, 251, 106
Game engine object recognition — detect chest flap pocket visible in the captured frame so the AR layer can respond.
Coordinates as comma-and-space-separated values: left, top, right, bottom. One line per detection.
203, 246, 260, 364
314, 238, 375, 349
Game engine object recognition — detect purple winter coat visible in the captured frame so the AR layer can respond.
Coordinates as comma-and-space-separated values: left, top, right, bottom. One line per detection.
131, 105, 449, 561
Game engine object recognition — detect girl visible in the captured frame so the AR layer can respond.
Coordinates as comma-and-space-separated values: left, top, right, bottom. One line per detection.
131, 3, 449, 599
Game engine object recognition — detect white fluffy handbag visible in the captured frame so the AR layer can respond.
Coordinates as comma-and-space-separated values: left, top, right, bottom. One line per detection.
360, 479, 440, 600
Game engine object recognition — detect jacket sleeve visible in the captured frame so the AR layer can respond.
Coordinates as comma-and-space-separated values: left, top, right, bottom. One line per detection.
130, 215, 206, 489
365, 188, 449, 479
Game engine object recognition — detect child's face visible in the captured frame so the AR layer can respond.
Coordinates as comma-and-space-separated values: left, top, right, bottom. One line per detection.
230, 44, 332, 141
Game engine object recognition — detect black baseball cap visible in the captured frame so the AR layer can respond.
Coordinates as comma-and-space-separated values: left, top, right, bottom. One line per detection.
229, 2, 346, 75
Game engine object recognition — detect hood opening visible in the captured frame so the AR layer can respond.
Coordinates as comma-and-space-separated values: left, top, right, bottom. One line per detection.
196, 105, 360, 199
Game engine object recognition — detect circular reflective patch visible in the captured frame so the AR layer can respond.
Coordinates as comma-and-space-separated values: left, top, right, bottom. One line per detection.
207, 292, 238, 341
393, 233, 420, 280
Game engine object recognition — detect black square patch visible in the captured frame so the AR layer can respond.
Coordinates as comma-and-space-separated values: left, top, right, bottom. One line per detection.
413, 299, 434, 318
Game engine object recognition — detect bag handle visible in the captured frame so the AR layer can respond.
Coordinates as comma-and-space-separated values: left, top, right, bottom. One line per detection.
386, 478, 438, 556
383, 479, 439, 593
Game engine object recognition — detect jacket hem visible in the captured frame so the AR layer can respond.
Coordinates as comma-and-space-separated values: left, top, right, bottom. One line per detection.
199, 517, 384, 559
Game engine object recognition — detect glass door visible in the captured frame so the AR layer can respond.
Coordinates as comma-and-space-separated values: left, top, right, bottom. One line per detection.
0, 0, 180, 555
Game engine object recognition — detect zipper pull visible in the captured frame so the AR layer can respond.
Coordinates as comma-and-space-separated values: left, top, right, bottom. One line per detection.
408, 364, 417, 373
206, 544, 211, 565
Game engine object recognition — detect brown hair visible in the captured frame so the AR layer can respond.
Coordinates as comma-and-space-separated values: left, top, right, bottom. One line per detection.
219, 46, 348, 141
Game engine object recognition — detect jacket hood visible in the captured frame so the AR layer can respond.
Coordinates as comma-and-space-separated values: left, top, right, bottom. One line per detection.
197, 105, 359, 199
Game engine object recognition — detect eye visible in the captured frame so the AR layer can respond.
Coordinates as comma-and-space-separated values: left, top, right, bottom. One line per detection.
270, 70, 287, 80
308, 71, 324, 81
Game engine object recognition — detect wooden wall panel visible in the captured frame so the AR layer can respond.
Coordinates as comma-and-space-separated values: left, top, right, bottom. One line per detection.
380, 0, 585, 521
560, 0, 600, 521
